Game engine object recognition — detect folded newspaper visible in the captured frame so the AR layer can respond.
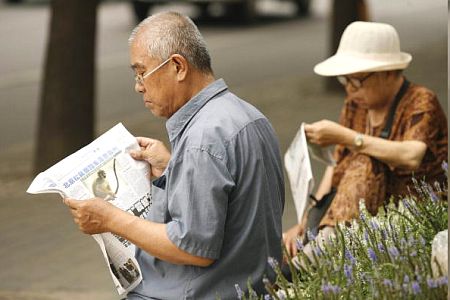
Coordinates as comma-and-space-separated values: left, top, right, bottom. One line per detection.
284, 123, 336, 223
27, 123, 152, 295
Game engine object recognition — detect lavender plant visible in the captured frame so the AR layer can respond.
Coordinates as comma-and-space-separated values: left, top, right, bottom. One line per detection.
236, 164, 448, 300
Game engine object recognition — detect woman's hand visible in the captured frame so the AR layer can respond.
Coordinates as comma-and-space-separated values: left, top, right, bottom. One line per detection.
304, 120, 350, 147
283, 221, 306, 258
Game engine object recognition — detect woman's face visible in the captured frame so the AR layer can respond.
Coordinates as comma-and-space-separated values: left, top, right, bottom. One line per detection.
342, 71, 393, 109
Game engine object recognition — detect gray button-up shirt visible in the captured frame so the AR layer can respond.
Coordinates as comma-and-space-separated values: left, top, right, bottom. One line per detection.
128, 79, 284, 299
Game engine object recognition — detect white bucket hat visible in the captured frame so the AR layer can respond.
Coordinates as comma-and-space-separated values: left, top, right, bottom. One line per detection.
314, 21, 412, 76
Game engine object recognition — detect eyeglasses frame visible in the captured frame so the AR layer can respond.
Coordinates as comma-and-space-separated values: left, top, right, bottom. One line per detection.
134, 57, 172, 86
337, 72, 375, 89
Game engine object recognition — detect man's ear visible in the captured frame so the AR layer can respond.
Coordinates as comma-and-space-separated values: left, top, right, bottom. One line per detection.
171, 54, 188, 81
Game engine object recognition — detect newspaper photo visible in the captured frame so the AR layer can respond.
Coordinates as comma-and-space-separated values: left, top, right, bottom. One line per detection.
27, 123, 152, 295
284, 123, 335, 223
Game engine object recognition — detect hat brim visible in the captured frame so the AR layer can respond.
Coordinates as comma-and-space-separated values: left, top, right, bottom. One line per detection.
313, 52, 412, 76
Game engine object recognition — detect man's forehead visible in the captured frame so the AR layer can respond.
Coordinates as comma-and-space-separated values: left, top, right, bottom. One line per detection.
130, 43, 149, 70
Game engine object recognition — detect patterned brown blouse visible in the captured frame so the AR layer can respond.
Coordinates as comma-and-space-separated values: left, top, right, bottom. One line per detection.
320, 80, 448, 227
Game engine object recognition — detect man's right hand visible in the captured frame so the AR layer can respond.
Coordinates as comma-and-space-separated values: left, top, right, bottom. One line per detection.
130, 137, 171, 178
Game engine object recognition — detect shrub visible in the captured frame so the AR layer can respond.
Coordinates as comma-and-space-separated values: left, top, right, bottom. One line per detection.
237, 162, 448, 300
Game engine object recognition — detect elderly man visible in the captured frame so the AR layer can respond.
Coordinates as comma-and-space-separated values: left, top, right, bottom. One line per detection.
64, 12, 284, 299
284, 21, 447, 256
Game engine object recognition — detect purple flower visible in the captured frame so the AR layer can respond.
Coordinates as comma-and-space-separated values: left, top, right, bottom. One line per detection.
400, 238, 407, 247
359, 211, 367, 222
410, 250, 417, 257
381, 229, 388, 240
267, 257, 278, 270
307, 230, 316, 242
437, 276, 448, 286
313, 245, 322, 257
411, 281, 421, 295
404, 275, 410, 283
363, 230, 369, 243
321, 283, 331, 294
344, 264, 353, 282
235, 284, 244, 299
427, 278, 437, 288
402, 198, 418, 215
368, 248, 377, 262
383, 279, 393, 288
388, 246, 400, 259
369, 220, 379, 230
264, 294, 272, 300
345, 249, 356, 265
321, 283, 341, 295
296, 238, 304, 250
426, 185, 439, 202
330, 285, 341, 294
377, 243, 385, 252
419, 236, 426, 246
430, 191, 439, 202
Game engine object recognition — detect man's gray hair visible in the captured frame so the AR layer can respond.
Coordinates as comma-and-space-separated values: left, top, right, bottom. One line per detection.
129, 12, 212, 74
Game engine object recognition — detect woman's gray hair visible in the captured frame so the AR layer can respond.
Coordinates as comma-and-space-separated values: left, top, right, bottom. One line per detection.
129, 12, 212, 74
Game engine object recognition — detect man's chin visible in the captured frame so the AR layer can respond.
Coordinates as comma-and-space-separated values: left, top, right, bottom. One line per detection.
147, 107, 166, 118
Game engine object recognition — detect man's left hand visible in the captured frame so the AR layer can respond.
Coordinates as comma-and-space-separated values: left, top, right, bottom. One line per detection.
64, 197, 118, 235
304, 120, 346, 146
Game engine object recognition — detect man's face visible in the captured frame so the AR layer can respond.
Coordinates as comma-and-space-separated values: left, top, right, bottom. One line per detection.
130, 42, 176, 118
341, 72, 391, 109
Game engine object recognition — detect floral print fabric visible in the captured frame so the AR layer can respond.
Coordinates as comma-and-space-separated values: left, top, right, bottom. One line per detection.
320, 81, 448, 227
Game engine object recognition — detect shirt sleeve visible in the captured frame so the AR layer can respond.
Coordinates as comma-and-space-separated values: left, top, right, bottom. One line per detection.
165, 146, 235, 260
401, 90, 443, 155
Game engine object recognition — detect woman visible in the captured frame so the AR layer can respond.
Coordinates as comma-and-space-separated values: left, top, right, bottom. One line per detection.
284, 21, 447, 257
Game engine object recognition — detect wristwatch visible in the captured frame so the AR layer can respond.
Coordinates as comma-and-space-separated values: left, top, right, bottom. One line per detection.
353, 133, 364, 148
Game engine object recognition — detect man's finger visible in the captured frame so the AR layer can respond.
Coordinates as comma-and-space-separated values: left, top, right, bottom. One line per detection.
69, 208, 79, 217
136, 137, 157, 147
129, 150, 146, 161
64, 198, 80, 209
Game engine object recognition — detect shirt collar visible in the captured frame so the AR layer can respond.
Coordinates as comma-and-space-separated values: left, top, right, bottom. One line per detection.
166, 78, 228, 142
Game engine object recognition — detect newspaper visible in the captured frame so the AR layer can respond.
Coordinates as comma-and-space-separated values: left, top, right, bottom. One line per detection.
284, 123, 336, 223
27, 123, 152, 295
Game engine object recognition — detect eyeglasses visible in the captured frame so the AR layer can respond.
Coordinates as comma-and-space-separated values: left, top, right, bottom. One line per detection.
337, 73, 374, 89
134, 57, 172, 85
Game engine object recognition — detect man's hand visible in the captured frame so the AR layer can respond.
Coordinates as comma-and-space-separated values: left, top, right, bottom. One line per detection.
130, 137, 171, 178
304, 120, 350, 147
64, 197, 119, 235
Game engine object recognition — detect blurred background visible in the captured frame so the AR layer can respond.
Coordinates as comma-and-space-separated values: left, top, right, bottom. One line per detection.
0, 0, 447, 299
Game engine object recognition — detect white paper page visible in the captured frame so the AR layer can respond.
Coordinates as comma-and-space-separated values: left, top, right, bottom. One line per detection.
284, 123, 315, 223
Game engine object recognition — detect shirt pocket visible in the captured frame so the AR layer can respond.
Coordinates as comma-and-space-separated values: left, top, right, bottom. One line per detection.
147, 173, 169, 223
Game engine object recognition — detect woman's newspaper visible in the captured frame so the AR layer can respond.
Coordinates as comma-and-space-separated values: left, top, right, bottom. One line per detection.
284, 123, 335, 223
27, 123, 152, 295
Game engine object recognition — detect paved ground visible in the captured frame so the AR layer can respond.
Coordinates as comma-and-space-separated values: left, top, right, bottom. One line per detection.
0, 0, 447, 299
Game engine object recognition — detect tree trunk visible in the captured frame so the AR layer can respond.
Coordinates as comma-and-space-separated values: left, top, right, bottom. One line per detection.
326, 0, 369, 91
34, 0, 99, 174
